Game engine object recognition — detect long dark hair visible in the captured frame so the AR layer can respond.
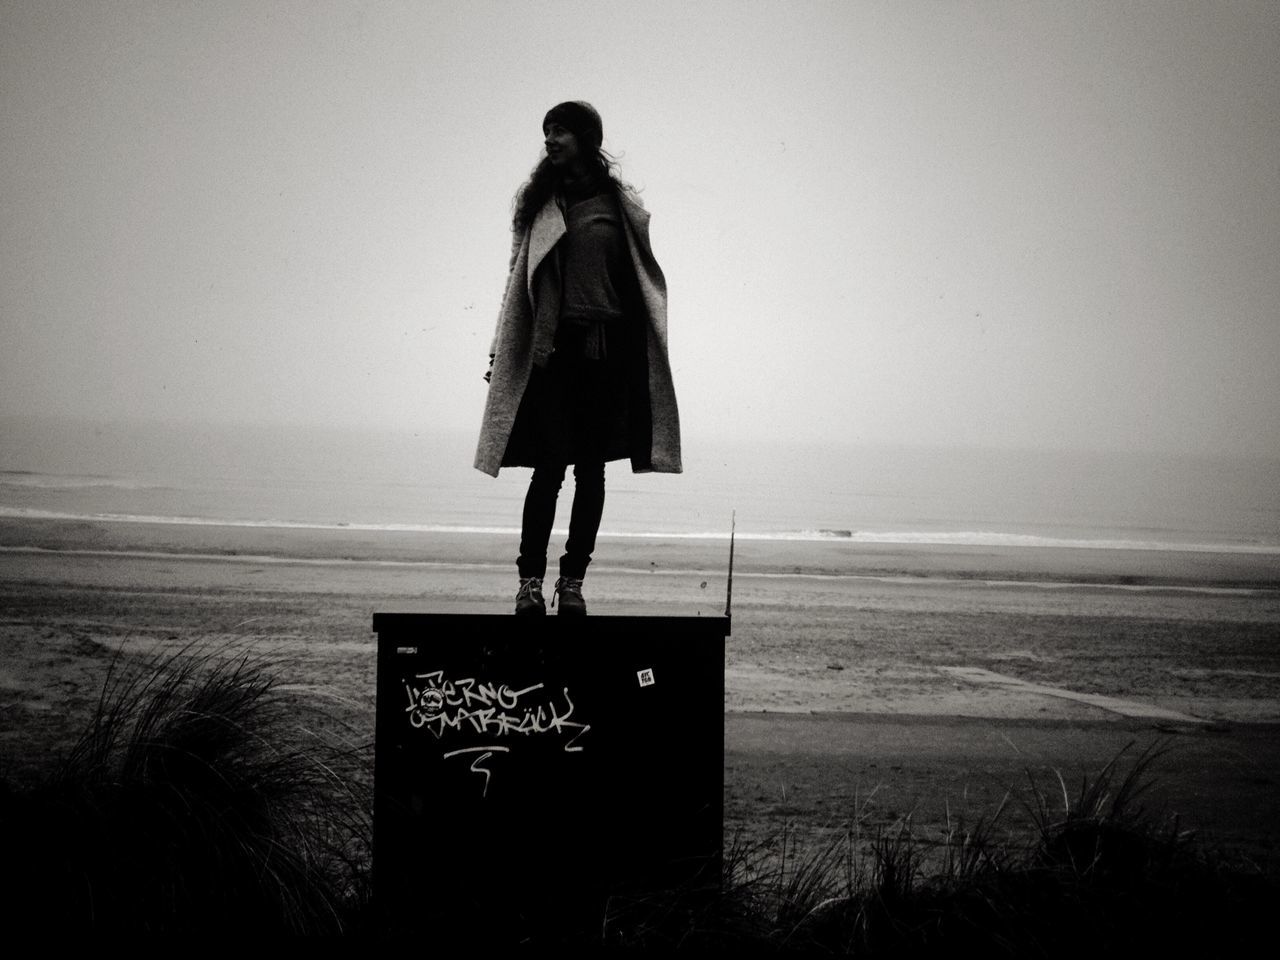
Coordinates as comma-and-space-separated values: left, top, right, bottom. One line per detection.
511, 148, 637, 233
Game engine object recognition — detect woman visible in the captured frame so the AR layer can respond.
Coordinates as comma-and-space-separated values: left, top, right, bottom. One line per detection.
475, 101, 681, 615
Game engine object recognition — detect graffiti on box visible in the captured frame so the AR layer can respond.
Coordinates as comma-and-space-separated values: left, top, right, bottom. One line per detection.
402, 670, 591, 797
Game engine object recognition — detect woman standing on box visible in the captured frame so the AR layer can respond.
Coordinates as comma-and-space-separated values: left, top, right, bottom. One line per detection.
474, 101, 682, 616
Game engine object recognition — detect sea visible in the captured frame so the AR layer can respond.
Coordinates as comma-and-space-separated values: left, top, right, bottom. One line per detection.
2, 416, 1279, 554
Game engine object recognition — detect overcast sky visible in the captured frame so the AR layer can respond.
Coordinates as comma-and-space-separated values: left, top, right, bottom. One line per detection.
2, 0, 1277, 456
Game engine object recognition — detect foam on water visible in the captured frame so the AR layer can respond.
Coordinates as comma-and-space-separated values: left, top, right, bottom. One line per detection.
3, 505, 1278, 555
2, 417, 1278, 554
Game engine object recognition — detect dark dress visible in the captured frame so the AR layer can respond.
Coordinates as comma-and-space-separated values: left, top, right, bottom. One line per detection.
506, 184, 650, 468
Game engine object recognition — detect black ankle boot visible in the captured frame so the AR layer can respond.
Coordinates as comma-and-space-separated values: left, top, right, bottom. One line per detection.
515, 577, 546, 616
552, 577, 586, 615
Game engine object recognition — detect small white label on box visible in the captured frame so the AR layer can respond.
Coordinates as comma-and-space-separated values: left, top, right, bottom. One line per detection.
637, 667, 655, 687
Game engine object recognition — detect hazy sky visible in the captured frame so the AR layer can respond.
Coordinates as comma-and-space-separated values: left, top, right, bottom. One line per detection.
2, 0, 1278, 456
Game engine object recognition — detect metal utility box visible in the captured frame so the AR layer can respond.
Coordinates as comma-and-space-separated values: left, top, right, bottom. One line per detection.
372, 608, 728, 935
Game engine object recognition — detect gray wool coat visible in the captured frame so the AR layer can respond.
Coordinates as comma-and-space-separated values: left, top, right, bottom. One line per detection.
473, 189, 682, 477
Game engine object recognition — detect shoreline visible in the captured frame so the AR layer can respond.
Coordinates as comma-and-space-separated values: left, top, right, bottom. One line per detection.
4, 516, 1280, 589
7, 506, 1280, 555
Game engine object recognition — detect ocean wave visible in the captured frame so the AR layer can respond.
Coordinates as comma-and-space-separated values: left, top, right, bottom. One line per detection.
2, 506, 1279, 554
0, 471, 165, 491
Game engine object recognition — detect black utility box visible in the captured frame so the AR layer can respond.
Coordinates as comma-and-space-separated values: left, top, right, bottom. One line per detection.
372, 608, 728, 935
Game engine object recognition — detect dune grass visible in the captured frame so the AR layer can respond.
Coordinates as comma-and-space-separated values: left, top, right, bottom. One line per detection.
2, 647, 1272, 948
656, 740, 1272, 955
0, 642, 372, 935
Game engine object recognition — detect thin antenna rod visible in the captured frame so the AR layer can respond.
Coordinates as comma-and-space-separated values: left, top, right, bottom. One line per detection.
725, 510, 735, 618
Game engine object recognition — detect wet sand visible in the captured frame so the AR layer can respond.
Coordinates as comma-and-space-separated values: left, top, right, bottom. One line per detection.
2, 516, 1278, 865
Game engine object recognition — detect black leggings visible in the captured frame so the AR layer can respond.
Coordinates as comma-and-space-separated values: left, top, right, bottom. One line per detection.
517, 461, 605, 580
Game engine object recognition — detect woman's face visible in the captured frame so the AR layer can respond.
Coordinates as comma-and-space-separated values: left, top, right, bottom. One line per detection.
543, 122, 582, 170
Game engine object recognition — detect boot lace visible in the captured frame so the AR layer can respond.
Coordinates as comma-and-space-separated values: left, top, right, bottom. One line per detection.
552, 577, 583, 607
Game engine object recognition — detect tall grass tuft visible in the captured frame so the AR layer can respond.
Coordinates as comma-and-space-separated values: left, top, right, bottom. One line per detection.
1024, 738, 1176, 881
640, 741, 1273, 956
0, 642, 372, 935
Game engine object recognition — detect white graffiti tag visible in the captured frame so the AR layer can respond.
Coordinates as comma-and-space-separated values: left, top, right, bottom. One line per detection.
441, 746, 510, 798
403, 669, 591, 752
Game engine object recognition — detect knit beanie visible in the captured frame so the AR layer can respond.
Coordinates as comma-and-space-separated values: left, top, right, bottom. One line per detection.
543, 101, 603, 151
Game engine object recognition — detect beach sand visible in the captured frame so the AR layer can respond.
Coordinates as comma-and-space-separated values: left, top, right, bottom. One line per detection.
2, 516, 1278, 865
